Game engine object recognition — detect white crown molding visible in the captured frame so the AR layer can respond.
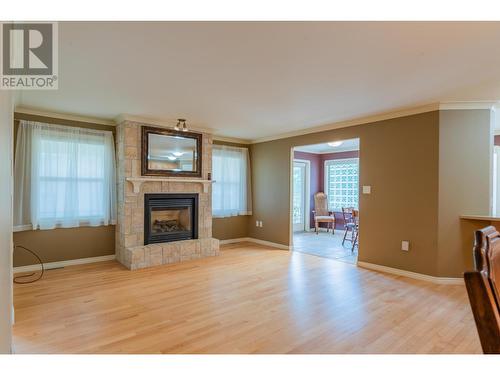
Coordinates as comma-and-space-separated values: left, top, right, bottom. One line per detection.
15, 100, 500, 146
14, 106, 116, 126
115, 114, 216, 134
212, 135, 252, 145
357, 261, 463, 285
13, 254, 116, 274
294, 147, 359, 155
438, 101, 500, 111
250, 102, 440, 144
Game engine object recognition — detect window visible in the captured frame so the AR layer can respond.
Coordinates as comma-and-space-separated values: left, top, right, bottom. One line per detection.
324, 158, 359, 211
14, 120, 116, 230
212, 145, 252, 218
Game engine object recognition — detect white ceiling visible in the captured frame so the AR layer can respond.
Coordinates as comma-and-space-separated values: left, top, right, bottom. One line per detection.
17, 22, 500, 142
295, 138, 359, 154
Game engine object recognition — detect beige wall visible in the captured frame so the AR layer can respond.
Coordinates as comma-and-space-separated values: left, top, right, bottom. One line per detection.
248, 111, 441, 275
212, 140, 251, 240
437, 109, 493, 277
0, 91, 13, 353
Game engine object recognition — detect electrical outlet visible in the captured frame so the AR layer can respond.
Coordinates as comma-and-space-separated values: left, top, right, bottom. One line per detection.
362, 185, 371, 194
260, 221, 263, 227
401, 241, 410, 251
256, 220, 259, 227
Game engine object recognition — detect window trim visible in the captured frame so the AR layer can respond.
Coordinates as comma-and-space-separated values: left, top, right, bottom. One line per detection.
323, 157, 359, 212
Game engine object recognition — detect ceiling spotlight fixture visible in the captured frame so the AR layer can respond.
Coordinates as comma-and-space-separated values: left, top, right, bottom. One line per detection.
175, 118, 188, 132
172, 151, 184, 157
328, 141, 343, 148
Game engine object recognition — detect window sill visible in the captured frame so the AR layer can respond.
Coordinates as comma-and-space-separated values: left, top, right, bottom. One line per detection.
13, 221, 116, 233
213, 212, 252, 219
13, 225, 34, 233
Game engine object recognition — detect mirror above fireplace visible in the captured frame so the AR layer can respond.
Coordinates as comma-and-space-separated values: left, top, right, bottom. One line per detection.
141, 126, 202, 177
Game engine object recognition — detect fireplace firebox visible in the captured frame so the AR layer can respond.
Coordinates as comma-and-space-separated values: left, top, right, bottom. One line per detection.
144, 193, 198, 245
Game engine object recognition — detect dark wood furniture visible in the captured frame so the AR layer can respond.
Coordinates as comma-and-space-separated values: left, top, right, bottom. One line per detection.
341, 207, 359, 251
464, 226, 500, 354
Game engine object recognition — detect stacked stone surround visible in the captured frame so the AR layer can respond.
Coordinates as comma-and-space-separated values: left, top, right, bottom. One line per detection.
115, 120, 219, 270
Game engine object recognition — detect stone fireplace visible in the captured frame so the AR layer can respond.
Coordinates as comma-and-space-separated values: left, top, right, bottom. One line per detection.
115, 119, 220, 270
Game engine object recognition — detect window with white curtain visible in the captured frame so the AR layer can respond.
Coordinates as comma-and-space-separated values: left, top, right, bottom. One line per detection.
324, 158, 359, 211
212, 145, 252, 218
14, 120, 117, 230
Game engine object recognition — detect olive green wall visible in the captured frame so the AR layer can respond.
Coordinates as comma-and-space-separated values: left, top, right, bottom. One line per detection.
248, 109, 495, 277
13, 109, 492, 277
437, 109, 493, 277
13, 119, 252, 266
248, 111, 442, 276
211, 140, 251, 240
13, 113, 117, 267
13, 226, 116, 266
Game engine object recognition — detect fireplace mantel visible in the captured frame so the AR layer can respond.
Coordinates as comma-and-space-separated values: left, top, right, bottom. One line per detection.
116, 120, 219, 270
126, 177, 214, 194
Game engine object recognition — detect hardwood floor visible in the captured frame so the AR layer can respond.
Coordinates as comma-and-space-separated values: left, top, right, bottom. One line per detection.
13, 243, 481, 354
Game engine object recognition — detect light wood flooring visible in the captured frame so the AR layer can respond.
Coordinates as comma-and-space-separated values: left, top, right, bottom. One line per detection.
13, 243, 481, 354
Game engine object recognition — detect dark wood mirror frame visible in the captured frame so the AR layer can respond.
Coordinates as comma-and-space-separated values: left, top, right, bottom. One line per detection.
141, 126, 203, 178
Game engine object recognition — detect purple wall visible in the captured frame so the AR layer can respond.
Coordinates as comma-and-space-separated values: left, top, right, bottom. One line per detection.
294, 151, 321, 228
294, 150, 359, 230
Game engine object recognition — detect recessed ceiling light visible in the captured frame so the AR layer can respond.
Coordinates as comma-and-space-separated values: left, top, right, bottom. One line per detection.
328, 141, 343, 147
172, 152, 184, 157
167, 156, 177, 161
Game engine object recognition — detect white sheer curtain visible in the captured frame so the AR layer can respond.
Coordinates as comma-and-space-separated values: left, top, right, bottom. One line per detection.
212, 145, 252, 218
14, 120, 117, 230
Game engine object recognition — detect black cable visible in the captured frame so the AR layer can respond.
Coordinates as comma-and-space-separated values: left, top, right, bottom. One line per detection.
13, 245, 44, 284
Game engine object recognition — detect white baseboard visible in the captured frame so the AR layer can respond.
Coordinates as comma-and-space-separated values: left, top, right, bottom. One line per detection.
219, 237, 252, 245
357, 261, 463, 285
219, 237, 290, 250
14, 254, 116, 274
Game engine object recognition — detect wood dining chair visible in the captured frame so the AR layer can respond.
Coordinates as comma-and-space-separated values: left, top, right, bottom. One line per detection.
342, 207, 358, 251
464, 226, 500, 354
312, 192, 335, 234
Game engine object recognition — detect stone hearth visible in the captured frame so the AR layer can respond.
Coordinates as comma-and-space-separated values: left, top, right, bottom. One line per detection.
115, 119, 219, 270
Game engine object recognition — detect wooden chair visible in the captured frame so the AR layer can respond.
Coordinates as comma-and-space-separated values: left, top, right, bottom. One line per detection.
464, 226, 500, 354
342, 207, 359, 252
312, 192, 335, 234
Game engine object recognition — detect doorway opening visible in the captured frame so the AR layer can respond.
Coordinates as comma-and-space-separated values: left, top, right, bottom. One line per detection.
291, 138, 360, 264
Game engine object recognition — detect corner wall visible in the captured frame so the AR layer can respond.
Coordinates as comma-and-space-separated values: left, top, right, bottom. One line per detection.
248, 111, 441, 276
437, 109, 493, 277
212, 140, 251, 240
12, 114, 116, 267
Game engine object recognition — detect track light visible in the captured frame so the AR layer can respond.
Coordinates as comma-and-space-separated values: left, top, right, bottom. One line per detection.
174, 120, 181, 131
174, 119, 188, 132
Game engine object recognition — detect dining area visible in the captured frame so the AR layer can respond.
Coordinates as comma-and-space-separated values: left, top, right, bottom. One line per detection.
292, 192, 359, 264
292, 139, 360, 263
